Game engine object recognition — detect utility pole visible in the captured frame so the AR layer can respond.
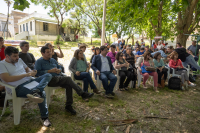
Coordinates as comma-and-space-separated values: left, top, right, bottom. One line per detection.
101, 0, 106, 46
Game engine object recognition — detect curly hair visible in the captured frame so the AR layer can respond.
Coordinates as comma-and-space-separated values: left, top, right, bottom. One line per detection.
170, 51, 179, 60
143, 51, 151, 60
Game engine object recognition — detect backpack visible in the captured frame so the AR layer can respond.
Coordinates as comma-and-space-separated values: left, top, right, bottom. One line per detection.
168, 77, 182, 90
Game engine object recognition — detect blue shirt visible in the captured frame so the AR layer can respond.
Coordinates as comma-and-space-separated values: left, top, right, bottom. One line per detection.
187, 45, 200, 55
35, 57, 62, 77
151, 50, 167, 58
136, 51, 145, 55
100, 54, 110, 72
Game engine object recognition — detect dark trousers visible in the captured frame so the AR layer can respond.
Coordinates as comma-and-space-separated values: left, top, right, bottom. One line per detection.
48, 76, 84, 106
157, 69, 167, 84
119, 70, 132, 88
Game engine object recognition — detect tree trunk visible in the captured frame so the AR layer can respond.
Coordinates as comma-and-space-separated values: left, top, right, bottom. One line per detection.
176, 33, 189, 48
98, 28, 102, 37
132, 34, 134, 45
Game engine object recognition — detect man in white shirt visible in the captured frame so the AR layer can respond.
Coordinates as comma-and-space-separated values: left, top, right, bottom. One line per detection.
0, 46, 52, 127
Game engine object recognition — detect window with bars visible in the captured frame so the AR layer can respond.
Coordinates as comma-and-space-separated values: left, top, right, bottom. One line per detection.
43, 22, 48, 31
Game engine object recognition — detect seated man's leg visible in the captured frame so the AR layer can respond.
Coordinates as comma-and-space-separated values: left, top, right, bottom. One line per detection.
107, 72, 117, 94
183, 55, 200, 70
16, 83, 50, 126
99, 72, 109, 94
34, 73, 52, 92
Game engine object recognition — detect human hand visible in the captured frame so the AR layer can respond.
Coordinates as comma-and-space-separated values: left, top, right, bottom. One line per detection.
139, 68, 142, 73
56, 69, 61, 74
75, 71, 80, 76
96, 70, 100, 75
113, 70, 117, 75
50, 67, 57, 73
57, 45, 61, 50
28, 70, 37, 77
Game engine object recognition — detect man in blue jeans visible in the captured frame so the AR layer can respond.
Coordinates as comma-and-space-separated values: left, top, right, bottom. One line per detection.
91, 46, 117, 99
0, 46, 52, 127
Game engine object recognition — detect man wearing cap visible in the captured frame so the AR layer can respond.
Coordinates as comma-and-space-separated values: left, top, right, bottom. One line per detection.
107, 45, 117, 64
141, 39, 145, 48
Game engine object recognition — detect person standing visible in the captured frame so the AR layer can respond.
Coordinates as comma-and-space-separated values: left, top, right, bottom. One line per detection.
0, 37, 6, 61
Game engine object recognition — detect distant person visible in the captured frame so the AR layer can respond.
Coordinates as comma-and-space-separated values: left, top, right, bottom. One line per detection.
90, 47, 100, 63
133, 47, 139, 55
157, 41, 164, 50
0, 37, 6, 61
145, 46, 153, 53
19, 41, 36, 70
120, 39, 125, 50
91, 46, 95, 53
135, 47, 145, 58
164, 43, 168, 49
154, 42, 157, 49
187, 40, 200, 56
176, 43, 183, 48
107, 45, 117, 64
76, 35, 78, 42
135, 41, 140, 47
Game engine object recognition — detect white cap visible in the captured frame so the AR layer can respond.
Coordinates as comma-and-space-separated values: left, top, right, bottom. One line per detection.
118, 39, 121, 41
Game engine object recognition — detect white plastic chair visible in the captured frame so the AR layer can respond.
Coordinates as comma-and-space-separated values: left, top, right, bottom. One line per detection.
137, 69, 154, 88
0, 81, 26, 125
44, 86, 61, 108
69, 70, 92, 91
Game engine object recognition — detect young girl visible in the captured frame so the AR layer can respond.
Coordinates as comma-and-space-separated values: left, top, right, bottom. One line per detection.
169, 51, 196, 90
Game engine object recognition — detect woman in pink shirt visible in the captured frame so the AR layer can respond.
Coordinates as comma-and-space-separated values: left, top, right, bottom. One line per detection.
106, 45, 117, 64
169, 51, 195, 89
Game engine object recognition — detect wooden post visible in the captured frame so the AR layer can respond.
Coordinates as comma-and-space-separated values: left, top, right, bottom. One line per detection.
101, 0, 106, 46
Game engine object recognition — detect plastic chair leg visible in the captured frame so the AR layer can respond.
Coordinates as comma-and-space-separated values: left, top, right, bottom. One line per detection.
52, 89, 55, 95
137, 77, 141, 87
21, 99, 25, 106
13, 98, 22, 125
45, 88, 53, 108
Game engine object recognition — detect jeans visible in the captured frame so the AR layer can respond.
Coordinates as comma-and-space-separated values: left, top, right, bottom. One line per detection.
16, 73, 52, 118
99, 71, 117, 94
74, 72, 97, 92
183, 55, 200, 70
119, 70, 132, 88
48, 76, 84, 106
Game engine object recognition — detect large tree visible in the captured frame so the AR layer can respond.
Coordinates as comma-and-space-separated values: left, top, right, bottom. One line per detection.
74, 0, 103, 37
31, 0, 74, 35
173, 0, 200, 47
62, 11, 88, 41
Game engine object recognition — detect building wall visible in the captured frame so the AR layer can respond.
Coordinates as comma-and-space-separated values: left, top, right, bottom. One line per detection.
18, 18, 36, 36
35, 21, 58, 35
11, 11, 28, 35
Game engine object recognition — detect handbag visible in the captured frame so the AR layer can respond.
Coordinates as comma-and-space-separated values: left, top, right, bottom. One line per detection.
141, 58, 155, 74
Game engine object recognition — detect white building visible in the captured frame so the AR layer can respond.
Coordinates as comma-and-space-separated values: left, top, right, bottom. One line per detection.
0, 13, 14, 37
15, 11, 78, 41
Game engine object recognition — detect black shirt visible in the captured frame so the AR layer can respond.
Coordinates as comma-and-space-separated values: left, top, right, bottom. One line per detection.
124, 52, 135, 67
52, 52, 58, 61
19, 52, 36, 70
174, 48, 190, 62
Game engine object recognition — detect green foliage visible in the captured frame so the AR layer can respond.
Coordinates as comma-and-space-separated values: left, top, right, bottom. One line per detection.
54, 35, 64, 45
13, 0, 30, 11
92, 25, 101, 38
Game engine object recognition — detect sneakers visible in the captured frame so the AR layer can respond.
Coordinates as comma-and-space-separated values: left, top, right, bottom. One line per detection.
188, 83, 196, 87
81, 92, 94, 100
93, 88, 101, 94
65, 105, 77, 115
27, 91, 44, 103
105, 94, 114, 99
181, 86, 185, 90
40, 117, 52, 127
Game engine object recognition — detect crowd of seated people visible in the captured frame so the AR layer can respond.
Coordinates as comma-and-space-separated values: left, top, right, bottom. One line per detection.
1, 36, 200, 128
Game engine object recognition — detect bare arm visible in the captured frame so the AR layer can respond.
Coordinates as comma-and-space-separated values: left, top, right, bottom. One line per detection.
114, 60, 124, 69
0, 73, 29, 82
56, 45, 64, 58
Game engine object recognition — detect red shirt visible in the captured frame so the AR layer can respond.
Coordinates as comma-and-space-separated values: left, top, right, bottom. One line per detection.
0, 47, 5, 61
169, 59, 184, 69
154, 44, 157, 49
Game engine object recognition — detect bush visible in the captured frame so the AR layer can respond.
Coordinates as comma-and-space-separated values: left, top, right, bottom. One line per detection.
54, 35, 65, 45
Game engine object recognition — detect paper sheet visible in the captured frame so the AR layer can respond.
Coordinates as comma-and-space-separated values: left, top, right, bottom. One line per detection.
24, 81, 39, 90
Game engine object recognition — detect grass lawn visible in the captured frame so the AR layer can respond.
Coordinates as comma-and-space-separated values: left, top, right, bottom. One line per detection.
1, 77, 200, 133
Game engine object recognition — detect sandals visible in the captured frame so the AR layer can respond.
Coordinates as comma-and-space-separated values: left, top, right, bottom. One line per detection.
119, 88, 125, 91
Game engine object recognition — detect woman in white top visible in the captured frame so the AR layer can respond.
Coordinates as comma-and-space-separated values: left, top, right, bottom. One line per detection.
157, 41, 164, 50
